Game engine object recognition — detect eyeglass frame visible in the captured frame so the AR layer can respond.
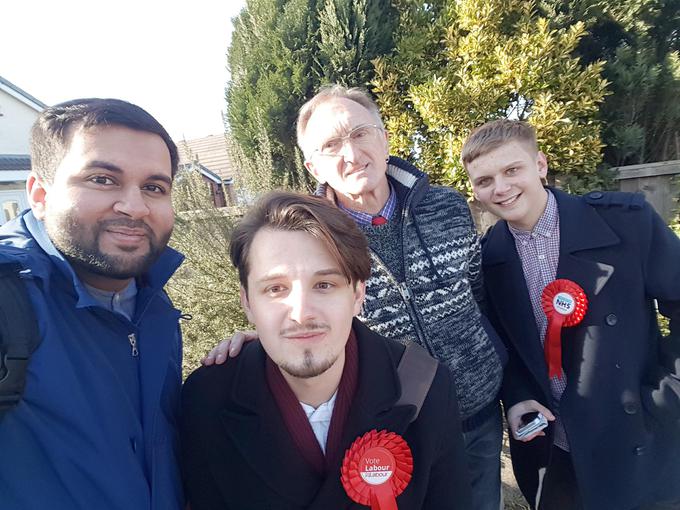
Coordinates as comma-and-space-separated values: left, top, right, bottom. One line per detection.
310, 123, 385, 158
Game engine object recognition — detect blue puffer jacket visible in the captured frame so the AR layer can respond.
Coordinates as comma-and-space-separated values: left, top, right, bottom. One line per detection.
0, 210, 185, 510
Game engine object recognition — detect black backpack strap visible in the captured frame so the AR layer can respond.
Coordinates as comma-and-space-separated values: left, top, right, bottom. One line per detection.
395, 341, 439, 423
0, 263, 40, 418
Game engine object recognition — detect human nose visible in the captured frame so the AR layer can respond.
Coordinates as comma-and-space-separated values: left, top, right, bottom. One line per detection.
113, 187, 150, 219
287, 285, 315, 324
493, 176, 511, 195
337, 137, 359, 163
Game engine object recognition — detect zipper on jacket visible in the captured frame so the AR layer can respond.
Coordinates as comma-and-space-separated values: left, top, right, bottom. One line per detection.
397, 191, 436, 355
363, 166, 434, 355
128, 333, 139, 357
369, 249, 434, 356
398, 282, 412, 302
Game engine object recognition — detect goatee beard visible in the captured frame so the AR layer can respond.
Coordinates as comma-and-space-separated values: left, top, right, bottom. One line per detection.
278, 349, 338, 379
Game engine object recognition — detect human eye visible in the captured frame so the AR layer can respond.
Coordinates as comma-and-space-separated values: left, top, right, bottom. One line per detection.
89, 175, 116, 186
315, 281, 336, 291
476, 177, 491, 188
506, 167, 518, 175
143, 183, 168, 194
351, 127, 371, 140
321, 137, 342, 154
264, 284, 286, 295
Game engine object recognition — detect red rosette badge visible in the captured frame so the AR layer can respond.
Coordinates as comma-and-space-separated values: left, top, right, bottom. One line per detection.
541, 279, 588, 379
341, 429, 413, 510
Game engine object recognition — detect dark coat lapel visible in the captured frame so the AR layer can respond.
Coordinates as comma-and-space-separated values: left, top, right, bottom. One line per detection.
220, 319, 415, 509
553, 189, 618, 296
552, 190, 616, 370
219, 342, 323, 507
550, 190, 618, 377
343, 319, 417, 438
308, 319, 415, 510
483, 221, 550, 391
483, 189, 620, 390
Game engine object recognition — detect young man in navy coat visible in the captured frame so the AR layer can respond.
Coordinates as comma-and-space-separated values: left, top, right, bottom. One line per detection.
463, 120, 680, 510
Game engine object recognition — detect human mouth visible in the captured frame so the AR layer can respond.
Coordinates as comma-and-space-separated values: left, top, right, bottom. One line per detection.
104, 227, 149, 248
282, 328, 329, 343
495, 194, 521, 206
344, 164, 368, 177
107, 227, 147, 237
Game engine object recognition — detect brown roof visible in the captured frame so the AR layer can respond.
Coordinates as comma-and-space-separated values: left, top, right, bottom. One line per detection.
176, 134, 234, 181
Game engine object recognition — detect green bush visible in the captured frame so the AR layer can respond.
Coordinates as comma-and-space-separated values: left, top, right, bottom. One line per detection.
167, 171, 250, 377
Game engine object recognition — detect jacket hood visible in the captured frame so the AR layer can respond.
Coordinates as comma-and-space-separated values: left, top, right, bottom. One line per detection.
314, 156, 430, 209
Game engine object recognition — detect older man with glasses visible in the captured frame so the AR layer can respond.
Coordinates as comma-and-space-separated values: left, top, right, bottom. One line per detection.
211, 84, 508, 509
301, 85, 506, 509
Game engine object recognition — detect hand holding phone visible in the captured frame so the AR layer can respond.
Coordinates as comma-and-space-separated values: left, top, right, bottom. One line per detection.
516, 412, 548, 439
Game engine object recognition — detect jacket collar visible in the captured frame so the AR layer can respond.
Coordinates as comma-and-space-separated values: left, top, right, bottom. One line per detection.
552, 188, 620, 253
14, 209, 183, 308
314, 156, 430, 211
220, 318, 414, 508
483, 188, 620, 266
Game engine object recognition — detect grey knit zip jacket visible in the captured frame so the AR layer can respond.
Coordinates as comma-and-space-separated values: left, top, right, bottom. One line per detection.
318, 157, 503, 421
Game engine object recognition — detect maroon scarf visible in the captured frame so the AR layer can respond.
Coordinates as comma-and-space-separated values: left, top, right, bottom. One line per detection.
266, 329, 359, 474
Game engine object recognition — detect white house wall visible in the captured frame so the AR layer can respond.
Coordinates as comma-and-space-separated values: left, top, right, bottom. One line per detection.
0, 88, 41, 153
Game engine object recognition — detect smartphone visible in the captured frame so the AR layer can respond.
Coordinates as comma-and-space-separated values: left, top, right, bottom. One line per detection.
516, 412, 548, 439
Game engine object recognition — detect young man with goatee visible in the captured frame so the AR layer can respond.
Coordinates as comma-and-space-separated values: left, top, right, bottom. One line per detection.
181, 192, 472, 509
463, 119, 680, 510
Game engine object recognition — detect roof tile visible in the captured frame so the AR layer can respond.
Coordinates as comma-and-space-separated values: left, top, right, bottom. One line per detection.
176, 135, 234, 181
0, 154, 31, 172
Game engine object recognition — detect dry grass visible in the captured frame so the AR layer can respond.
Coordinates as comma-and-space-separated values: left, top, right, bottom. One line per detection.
501, 429, 530, 509
499, 430, 680, 510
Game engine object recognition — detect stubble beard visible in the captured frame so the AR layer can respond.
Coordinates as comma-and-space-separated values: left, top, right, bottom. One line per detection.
46, 210, 171, 280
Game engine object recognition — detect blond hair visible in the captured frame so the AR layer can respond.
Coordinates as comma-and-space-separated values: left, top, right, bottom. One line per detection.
461, 119, 538, 168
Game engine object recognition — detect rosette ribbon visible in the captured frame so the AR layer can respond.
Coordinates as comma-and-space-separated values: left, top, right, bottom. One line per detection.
341, 429, 413, 510
541, 279, 588, 379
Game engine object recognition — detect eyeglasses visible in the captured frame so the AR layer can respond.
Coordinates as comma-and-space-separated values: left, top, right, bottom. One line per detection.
312, 124, 384, 158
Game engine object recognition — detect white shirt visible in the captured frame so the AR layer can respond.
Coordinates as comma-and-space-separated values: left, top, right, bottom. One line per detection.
299, 391, 337, 453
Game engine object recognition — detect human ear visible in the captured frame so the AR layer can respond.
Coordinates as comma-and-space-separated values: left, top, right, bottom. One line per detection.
382, 130, 390, 159
27, 173, 48, 220
304, 160, 326, 184
239, 286, 255, 324
352, 281, 366, 316
536, 151, 548, 180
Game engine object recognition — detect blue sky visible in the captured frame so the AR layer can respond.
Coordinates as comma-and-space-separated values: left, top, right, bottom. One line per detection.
1, 0, 246, 140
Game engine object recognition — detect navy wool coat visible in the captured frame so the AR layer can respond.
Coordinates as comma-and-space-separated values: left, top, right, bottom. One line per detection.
482, 189, 680, 510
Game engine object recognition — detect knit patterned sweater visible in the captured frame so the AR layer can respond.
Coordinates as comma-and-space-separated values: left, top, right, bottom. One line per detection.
318, 157, 503, 420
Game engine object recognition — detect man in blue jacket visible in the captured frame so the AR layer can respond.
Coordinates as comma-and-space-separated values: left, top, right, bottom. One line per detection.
0, 98, 185, 510
463, 119, 680, 509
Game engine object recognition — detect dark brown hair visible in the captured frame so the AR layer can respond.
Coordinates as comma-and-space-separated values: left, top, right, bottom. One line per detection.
31, 98, 178, 182
230, 191, 371, 290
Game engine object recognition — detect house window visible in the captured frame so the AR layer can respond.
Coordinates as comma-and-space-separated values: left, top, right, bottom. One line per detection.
3, 200, 20, 222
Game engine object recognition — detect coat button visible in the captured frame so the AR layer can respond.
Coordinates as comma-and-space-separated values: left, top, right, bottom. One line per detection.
634, 445, 646, 456
623, 402, 638, 415
589, 191, 604, 200
605, 313, 618, 326
130, 437, 138, 452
